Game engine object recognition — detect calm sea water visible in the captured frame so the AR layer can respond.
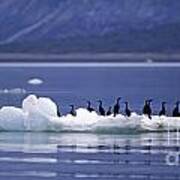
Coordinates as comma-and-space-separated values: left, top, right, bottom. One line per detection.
0, 65, 180, 179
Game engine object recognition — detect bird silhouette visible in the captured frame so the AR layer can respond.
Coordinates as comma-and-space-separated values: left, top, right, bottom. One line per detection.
106, 106, 112, 116
113, 97, 121, 117
143, 99, 153, 119
97, 100, 105, 116
87, 101, 95, 112
159, 102, 166, 116
57, 107, 61, 117
69, 105, 77, 117
124, 101, 131, 117
172, 101, 180, 117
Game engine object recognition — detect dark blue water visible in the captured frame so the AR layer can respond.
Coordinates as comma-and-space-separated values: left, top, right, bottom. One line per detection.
0, 66, 179, 115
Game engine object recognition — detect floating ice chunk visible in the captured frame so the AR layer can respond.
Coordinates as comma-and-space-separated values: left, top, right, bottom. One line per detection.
0, 88, 26, 94
22, 94, 58, 116
28, 78, 43, 85
22, 94, 38, 113
9, 88, 26, 94
37, 97, 58, 117
0, 107, 26, 131
1, 94, 180, 132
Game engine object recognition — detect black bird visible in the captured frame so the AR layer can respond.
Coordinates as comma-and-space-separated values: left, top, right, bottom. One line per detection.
69, 105, 77, 117
146, 99, 152, 118
106, 106, 112, 116
87, 101, 95, 112
57, 107, 61, 117
143, 100, 149, 114
97, 100, 105, 116
124, 101, 131, 117
143, 99, 153, 119
159, 102, 166, 116
172, 101, 180, 117
113, 97, 121, 117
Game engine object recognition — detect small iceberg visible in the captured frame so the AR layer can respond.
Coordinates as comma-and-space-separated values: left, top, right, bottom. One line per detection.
0, 88, 26, 94
0, 94, 180, 133
28, 78, 44, 85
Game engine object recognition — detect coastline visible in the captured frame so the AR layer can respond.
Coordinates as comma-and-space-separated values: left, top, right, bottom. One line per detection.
0, 52, 180, 63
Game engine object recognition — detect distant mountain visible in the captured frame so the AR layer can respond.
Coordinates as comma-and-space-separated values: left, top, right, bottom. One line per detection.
0, 0, 180, 53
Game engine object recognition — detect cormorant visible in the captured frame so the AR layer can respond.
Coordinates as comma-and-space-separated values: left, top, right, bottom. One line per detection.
87, 101, 94, 112
147, 99, 153, 119
143, 100, 148, 114
113, 97, 121, 117
57, 107, 61, 117
106, 106, 112, 116
124, 101, 131, 117
143, 99, 152, 119
97, 100, 105, 116
69, 105, 77, 117
172, 101, 180, 117
159, 102, 166, 116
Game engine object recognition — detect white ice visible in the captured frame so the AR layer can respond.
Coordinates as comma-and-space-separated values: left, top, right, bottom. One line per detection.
0, 94, 180, 132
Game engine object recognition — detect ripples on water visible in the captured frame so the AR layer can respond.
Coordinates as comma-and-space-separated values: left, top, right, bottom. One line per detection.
0, 132, 179, 180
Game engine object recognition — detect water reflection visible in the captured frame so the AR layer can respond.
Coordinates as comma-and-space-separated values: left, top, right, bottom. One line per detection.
0, 132, 179, 152
0, 132, 179, 179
